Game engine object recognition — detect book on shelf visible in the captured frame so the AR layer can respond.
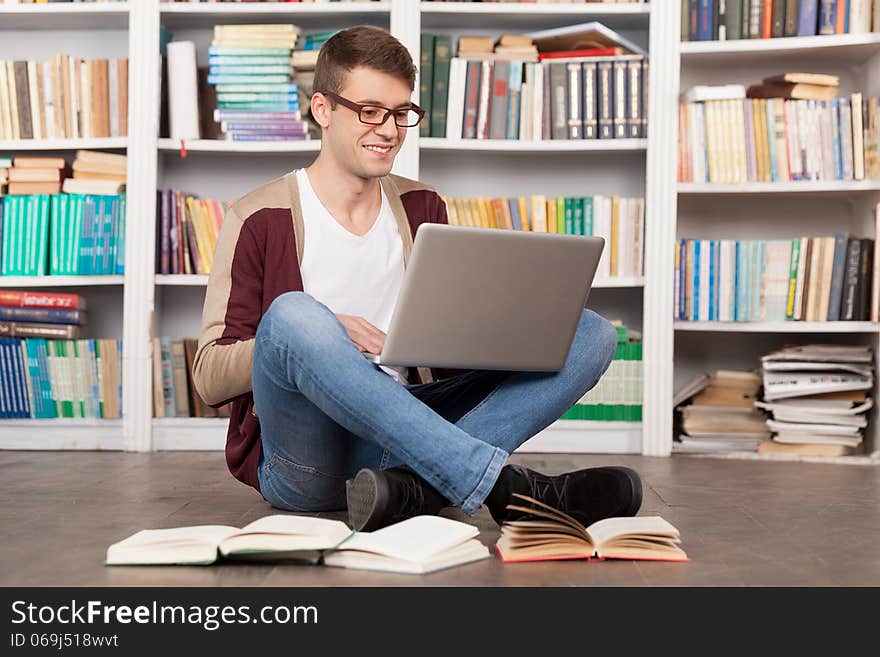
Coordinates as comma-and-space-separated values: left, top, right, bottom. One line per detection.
152, 335, 227, 419
106, 514, 490, 575
758, 344, 874, 454
495, 494, 688, 563
0, 335, 121, 420
675, 225, 878, 322
0, 56, 128, 141
0, 290, 86, 310
156, 189, 227, 275
562, 323, 643, 422
682, 0, 878, 41
678, 90, 879, 183
421, 29, 648, 141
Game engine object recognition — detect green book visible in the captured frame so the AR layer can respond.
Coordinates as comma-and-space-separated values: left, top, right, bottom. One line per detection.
430, 34, 452, 138
56, 341, 74, 419
564, 198, 574, 235
785, 238, 800, 320
1, 196, 12, 275
583, 197, 594, 236
573, 198, 584, 236
50, 195, 60, 275
419, 33, 435, 138
556, 197, 565, 234
95, 340, 104, 419
36, 195, 50, 276
725, 0, 743, 39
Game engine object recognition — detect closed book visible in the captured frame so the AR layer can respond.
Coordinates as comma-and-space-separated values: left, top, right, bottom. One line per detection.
840, 238, 861, 321
566, 62, 582, 140
151, 337, 164, 419
597, 61, 614, 140
798, 0, 820, 34
0, 321, 80, 340
772, 0, 787, 35
430, 35, 452, 139
461, 60, 482, 140
171, 340, 191, 418
746, 83, 837, 100
159, 336, 176, 418
0, 307, 85, 325
856, 238, 874, 320
14, 61, 33, 140
582, 62, 598, 139
489, 59, 510, 140
697, 0, 715, 40
818, 0, 838, 34
549, 62, 568, 140
785, 0, 801, 34
826, 231, 849, 321
419, 33, 435, 138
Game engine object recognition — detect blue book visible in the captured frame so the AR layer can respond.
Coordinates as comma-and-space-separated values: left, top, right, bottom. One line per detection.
506, 60, 523, 140
0, 339, 10, 418
3, 340, 22, 418
714, 240, 722, 321
583, 197, 593, 236
35, 339, 57, 418
736, 241, 749, 322
798, 0, 820, 35
827, 231, 850, 321
23, 340, 47, 419
11, 339, 30, 418
830, 99, 842, 179
697, 0, 714, 41
87, 340, 100, 418
753, 241, 766, 322
0, 307, 85, 325
708, 241, 716, 321
679, 240, 687, 320
207, 75, 291, 85
116, 195, 126, 275
507, 199, 522, 231
818, 0, 837, 34
78, 196, 95, 275
693, 240, 701, 321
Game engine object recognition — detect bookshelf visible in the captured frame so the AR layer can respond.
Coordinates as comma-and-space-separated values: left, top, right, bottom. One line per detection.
675, 4, 880, 460
28, 1, 880, 461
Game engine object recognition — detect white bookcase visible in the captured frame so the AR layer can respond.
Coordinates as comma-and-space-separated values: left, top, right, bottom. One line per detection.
676, 15, 880, 460
6, 1, 875, 461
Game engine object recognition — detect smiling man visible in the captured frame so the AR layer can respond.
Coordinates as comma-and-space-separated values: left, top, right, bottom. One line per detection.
193, 26, 643, 533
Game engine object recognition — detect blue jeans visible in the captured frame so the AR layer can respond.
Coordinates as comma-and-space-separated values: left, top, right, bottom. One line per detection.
253, 292, 617, 515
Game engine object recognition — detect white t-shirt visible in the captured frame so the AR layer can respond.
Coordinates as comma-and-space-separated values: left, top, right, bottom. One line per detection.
296, 168, 409, 384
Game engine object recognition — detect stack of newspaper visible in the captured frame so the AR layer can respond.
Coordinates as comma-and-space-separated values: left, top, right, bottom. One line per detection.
673, 369, 770, 453
757, 345, 874, 457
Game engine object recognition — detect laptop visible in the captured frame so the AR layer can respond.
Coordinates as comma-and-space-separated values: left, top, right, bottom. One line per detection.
361, 224, 605, 372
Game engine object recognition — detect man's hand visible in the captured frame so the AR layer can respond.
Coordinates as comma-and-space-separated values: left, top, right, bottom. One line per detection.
336, 314, 386, 355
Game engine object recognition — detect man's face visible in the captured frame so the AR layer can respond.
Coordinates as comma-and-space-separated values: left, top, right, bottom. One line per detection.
319, 66, 413, 179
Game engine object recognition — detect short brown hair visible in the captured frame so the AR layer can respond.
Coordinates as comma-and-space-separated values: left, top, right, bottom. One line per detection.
313, 26, 417, 99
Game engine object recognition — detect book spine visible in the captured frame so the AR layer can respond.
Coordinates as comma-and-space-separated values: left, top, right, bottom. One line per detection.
613, 60, 628, 140
0, 322, 80, 340
0, 290, 84, 310
786, 238, 801, 319
461, 60, 481, 140
549, 62, 567, 141
772, 0, 787, 35
841, 237, 861, 320
582, 62, 597, 140
565, 62, 581, 140
430, 35, 452, 139
506, 60, 522, 141
627, 60, 641, 139
597, 61, 613, 140
798, 0, 820, 35
785, 0, 801, 34
818, 0, 837, 33
0, 307, 84, 325
858, 237, 874, 320
489, 60, 510, 141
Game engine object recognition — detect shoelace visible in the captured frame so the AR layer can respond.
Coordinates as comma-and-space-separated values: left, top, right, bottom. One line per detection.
391, 474, 426, 521
524, 472, 571, 511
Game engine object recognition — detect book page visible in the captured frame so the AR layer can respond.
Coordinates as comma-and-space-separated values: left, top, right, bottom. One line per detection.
330, 516, 479, 563
586, 516, 679, 550
111, 525, 239, 548
219, 515, 352, 555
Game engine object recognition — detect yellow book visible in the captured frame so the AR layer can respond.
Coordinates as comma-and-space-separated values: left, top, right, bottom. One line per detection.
468, 198, 482, 228
499, 198, 513, 230
610, 196, 620, 277
475, 198, 490, 228
186, 197, 212, 275
453, 198, 470, 227
754, 99, 768, 182
442, 197, 457, 226
201, 200, 219, 261
517, 196, 530, 232
546, 199, 557, 234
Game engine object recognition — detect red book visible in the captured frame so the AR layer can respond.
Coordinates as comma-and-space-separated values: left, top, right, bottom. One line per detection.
762, 1, 774, 38
0, 290, 87, 310
537, 47, 623, 61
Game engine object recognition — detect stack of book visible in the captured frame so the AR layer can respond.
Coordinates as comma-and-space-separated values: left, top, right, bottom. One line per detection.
683, 1, 880, 41
207, 23, 310, 142
757, 344, 874, 456
0, 289, 85, 339
674, 369, 770, 452
1, 155, 64, 195
678, 79, 880, 183
64, 150, 126, 196
0, 56, 128, 141
675, 221, 879, 322
293, 29, 335, 140
1, 190, 126, 276
561, 323, 642, 422
155, 189, 228, 276
0, 290, 120, 420
152, 336, 228, 419
444, 194, 644, 280
421, 22, 648, 141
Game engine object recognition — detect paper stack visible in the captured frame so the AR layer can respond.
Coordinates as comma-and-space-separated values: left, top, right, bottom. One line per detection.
757, 344, 874, 457
674, 369, 770, 453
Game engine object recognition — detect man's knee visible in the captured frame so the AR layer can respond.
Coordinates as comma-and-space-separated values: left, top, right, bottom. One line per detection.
258, 292, 343, 350
575, 309, 618, 367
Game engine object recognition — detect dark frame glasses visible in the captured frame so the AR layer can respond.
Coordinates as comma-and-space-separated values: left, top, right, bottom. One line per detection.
319, 91, 426, 128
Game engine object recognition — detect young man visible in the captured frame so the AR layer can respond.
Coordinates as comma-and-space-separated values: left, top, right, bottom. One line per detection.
193, 26, 642, 532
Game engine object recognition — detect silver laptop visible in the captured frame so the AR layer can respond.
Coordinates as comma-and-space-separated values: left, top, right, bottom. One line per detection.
363, 223, 604, 372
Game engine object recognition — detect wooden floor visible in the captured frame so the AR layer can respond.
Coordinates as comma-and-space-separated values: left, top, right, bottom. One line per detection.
3, 450, 879, 586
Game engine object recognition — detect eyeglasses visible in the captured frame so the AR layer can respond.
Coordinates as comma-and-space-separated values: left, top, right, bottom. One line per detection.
320, 91, 425, 128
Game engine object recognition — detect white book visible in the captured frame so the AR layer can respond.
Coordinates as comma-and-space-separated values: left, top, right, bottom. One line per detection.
849, 0, 873, 33
531, 62, 543, 142
107, 514, 489, 575
767, 420, 862, 437
594, 195, 611, 278
167, 41, 201, 141
682, 85, 746, 103
108, 58, 119, 139
762, 371, 873, 401
761, 361, 873, 377
26, 61, 41, 141
62, 178, 125, 196
772, 432, 863, 447
41, 61, 54, 141
719, 239, 733, 322
445, 57, 465, 141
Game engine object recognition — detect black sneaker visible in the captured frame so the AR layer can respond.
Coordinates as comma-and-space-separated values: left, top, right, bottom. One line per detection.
485, 464, 643, 527
345, 466, 450, 531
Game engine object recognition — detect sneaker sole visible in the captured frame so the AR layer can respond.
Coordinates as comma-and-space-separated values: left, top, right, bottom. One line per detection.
346, 469, 390, 532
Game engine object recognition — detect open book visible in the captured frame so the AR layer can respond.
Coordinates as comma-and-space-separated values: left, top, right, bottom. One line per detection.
106, 514, 490, 575
495, 494, 688, 563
